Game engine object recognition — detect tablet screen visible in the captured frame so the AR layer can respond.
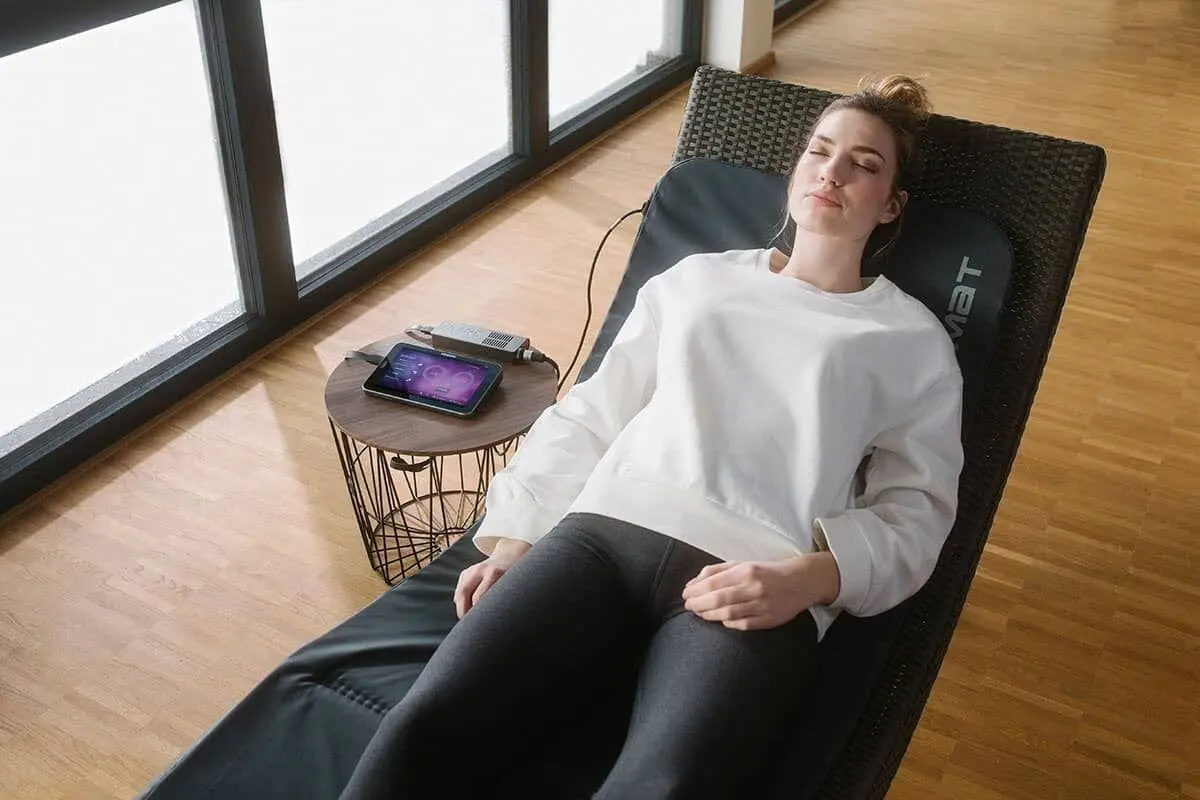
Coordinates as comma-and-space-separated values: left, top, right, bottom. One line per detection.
367, 344, 500, 409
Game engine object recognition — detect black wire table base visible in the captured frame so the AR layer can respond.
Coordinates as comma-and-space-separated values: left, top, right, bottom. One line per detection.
329, 420, 522, 584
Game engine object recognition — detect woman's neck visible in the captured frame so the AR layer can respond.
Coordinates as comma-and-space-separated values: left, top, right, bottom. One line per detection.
771, 231, 866, 293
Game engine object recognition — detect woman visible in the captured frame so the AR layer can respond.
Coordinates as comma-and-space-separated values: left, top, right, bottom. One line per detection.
340, 74, 964, 799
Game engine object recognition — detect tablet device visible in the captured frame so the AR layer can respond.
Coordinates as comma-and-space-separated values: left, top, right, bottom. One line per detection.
362, 342, 504, 418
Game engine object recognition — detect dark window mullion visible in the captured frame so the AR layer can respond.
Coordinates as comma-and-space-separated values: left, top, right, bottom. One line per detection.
509, 0, 549, 157
195, 0, 296, 322
681, 0, 703, 58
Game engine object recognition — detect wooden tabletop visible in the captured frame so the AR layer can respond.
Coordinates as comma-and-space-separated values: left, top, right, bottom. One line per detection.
324, 334, 559, 456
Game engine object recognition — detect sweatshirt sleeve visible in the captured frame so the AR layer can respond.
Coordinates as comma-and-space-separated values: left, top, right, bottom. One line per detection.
812, 369, 964, 617
473, 280, 661, 555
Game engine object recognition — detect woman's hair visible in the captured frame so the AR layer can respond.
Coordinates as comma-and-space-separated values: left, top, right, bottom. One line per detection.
776, 73, 933, 263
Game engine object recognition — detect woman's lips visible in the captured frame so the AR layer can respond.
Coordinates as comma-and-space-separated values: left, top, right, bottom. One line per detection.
806, 192, 842, 208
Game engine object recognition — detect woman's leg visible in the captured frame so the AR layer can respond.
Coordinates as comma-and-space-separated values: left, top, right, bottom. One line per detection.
594, 543, 820, 800
338, 518, 651, 800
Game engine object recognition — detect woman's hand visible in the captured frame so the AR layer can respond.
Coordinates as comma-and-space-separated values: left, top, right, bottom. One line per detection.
681, 552, 841, 631
454, 537, 532, 619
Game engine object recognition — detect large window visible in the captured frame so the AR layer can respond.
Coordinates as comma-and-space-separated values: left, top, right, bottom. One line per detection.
0, 3, 240, 460
260, 1, 512, 275
0, 1, 701, 513
549, 1, 683, 128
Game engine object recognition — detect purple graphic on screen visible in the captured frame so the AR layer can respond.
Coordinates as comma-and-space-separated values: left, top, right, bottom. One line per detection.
379, 351, 485, 406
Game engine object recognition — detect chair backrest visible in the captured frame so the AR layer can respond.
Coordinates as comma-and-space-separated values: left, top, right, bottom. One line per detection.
579, 66, 1106, 798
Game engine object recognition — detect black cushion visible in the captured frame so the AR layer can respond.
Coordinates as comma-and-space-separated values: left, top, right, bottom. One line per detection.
867, 196, 1014, 433
138, 159, 1014, 800
137, 542, 477, 800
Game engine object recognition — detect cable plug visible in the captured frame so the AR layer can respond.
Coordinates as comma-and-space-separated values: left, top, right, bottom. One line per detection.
516, 348, 541, 363
405, 324, 435, 340
517, 347, 561, 380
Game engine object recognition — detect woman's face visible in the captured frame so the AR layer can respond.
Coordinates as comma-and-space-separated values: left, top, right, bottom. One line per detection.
788, 108, 906, 242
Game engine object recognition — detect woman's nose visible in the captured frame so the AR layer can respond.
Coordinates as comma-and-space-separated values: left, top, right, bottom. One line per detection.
820, 158, 847, 185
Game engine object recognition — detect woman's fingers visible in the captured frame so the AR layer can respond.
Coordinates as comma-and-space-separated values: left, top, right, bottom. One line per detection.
682, 562, 741, 599
471, 568, 502, 608
454, 562, 510, 618
686, 561, 737, 587
454, 566, 484, 618
721, 614, 776, 631
685, 583, 760, 613
684, 569, 770, 610
693, 599, 763, 623
687, 594, 781, 630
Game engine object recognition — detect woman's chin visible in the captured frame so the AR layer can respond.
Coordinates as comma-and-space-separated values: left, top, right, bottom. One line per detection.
792, 214, 848, 237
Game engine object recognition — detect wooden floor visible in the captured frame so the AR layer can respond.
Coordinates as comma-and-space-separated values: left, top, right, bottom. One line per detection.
2, 0, 1198, 796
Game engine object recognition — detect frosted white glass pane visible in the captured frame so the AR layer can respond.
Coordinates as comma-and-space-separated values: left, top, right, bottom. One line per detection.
0, 3, 241, 451
261, 0, 512, 273
549, 1, 681, 126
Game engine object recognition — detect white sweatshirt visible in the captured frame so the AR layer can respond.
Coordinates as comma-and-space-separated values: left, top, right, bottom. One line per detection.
474, 248, 964, 640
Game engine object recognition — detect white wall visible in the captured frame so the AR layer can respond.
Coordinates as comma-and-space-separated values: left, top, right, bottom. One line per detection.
702, 0, 774, 72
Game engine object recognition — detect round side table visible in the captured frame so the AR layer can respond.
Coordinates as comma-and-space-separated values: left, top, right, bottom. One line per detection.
325, 333, 558, 584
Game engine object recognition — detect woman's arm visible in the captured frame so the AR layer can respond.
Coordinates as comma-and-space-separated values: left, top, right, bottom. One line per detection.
473, 279, 662, 555
812, 370, 965, 617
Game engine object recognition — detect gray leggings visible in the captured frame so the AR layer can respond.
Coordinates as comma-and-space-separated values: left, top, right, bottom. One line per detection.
338, 512, 819, 800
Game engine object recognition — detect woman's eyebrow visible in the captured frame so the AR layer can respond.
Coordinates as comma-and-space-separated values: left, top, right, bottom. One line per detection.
812, 134, 887, 162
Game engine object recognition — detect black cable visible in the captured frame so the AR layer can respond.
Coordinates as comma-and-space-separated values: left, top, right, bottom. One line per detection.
542, 355, 560, 382
414, 206, 641, 389
557, 206, 645, 392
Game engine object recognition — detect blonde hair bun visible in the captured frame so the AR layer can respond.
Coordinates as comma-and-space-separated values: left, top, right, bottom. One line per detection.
858, 74, 932, 119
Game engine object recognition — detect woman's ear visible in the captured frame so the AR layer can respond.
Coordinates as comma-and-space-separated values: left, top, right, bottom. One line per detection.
880, 189, 908, 224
